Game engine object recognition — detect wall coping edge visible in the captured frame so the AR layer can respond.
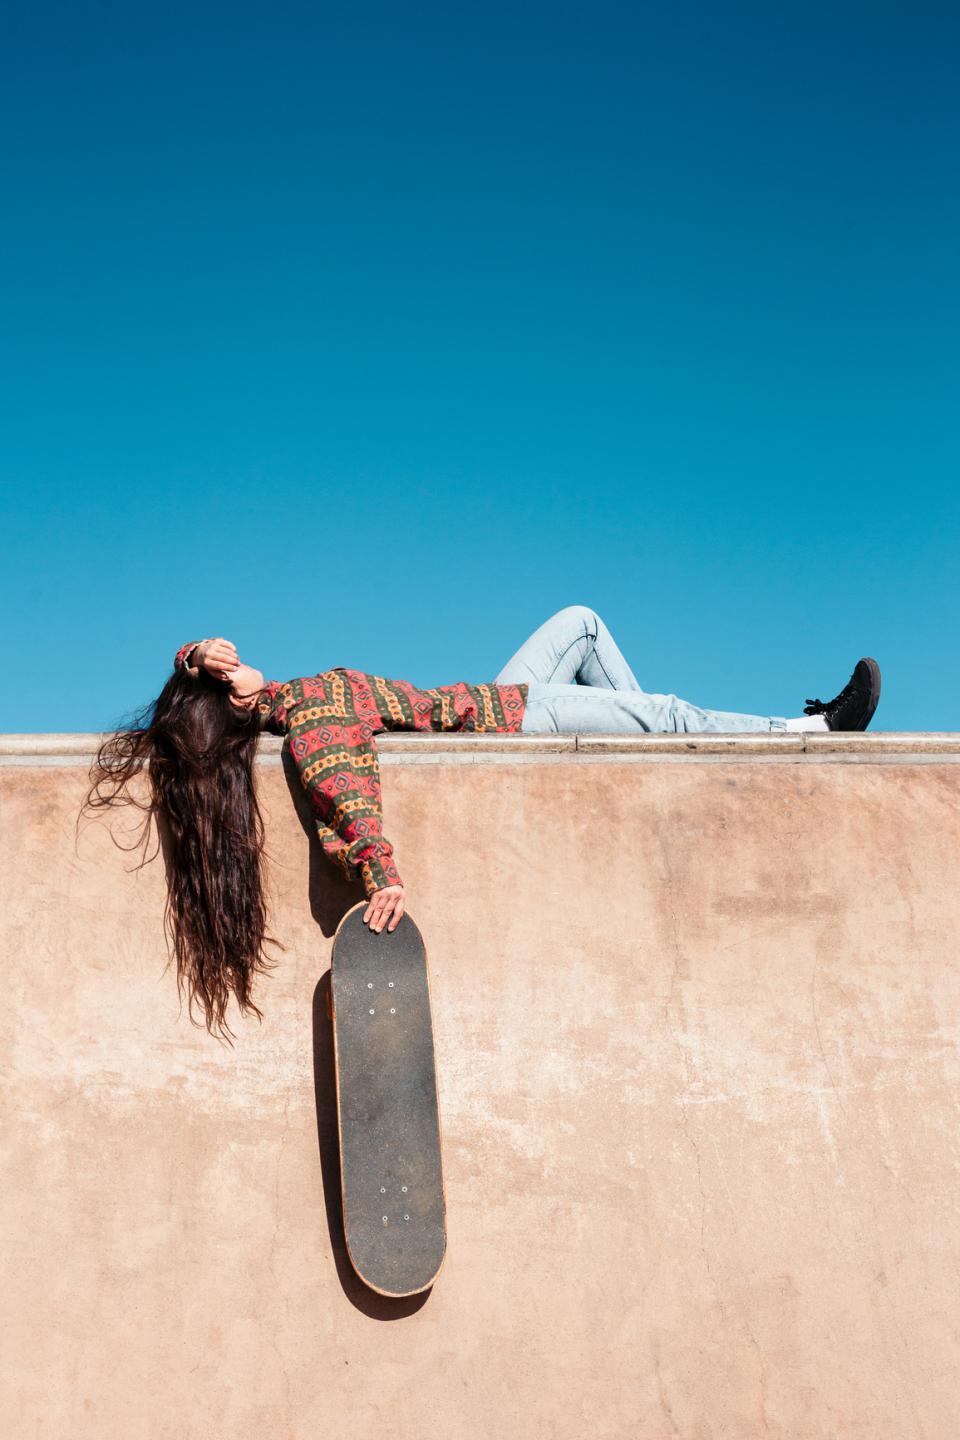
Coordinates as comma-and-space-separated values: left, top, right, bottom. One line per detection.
2, 731, 959, 760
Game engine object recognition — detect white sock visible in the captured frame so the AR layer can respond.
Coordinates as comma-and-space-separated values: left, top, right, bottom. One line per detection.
785, 713, 829, 732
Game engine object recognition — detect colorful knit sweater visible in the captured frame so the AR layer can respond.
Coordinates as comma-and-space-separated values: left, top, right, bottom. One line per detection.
173, 641, 528, 897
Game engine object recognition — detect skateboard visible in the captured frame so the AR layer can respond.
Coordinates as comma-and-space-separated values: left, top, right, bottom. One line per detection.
329, 901, 447, 1296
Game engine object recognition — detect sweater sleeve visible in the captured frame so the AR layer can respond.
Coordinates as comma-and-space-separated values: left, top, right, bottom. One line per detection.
174, 639, 208, 673
286, 705, 403, 898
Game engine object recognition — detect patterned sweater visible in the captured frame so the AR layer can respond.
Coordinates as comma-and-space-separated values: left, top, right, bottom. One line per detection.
173, 641, 528, 896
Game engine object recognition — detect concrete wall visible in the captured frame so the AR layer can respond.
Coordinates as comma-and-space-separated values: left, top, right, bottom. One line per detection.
3, 731, 960, 1439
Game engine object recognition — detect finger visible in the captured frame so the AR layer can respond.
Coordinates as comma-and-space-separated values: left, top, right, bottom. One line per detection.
388, 895, 405, 930
366, 897, 385, 928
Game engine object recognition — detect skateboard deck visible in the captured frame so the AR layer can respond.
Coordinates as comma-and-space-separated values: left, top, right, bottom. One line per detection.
330, 901, 446, 1296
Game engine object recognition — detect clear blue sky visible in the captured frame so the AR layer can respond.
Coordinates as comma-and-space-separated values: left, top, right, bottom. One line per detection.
2, 2, 957, 733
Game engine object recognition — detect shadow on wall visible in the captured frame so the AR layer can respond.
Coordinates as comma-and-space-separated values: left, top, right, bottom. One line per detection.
282, 746, 369, 940
153, 748, 432, 1316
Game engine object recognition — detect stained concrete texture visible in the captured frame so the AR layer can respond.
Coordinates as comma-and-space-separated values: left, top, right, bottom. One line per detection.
2, 733, 960, 1439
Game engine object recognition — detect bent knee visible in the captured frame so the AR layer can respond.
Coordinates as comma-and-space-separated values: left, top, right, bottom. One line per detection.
551, 602, 600, 635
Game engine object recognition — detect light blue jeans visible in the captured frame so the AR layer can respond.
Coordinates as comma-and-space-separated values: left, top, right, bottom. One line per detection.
495, 605, 787, 734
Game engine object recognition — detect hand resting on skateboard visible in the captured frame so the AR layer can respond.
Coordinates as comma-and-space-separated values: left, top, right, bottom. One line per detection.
363, 884, 405, 934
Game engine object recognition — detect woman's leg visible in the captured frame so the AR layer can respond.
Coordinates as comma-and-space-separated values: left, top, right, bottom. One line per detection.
495, 604, 643, 689
520, 681, 787, 734
501, 604, 788, 732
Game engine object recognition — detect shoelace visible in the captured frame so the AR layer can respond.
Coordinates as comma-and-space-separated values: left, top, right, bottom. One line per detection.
804, 676, 865, 717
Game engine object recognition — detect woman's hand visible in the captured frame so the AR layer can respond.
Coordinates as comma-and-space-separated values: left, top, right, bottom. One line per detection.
363, 885, 406, 933
196, 638, 239, 681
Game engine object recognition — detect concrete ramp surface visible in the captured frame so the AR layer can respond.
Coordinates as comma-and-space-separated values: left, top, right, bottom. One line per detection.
2, 730, 959, 1439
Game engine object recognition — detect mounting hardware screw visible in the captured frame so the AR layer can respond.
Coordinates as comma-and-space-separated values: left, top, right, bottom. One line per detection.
404, 1215, 410, 1221
390, 1007, 396, 1014
388, 981, 395, 988
380, 1187, 386, 1194
401, 1185, 408, 1192
367, 982, 373, 989
369, 1008, 375, 1015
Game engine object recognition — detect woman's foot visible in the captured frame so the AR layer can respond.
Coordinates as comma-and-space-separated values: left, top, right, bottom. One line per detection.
801, 657, 882, 731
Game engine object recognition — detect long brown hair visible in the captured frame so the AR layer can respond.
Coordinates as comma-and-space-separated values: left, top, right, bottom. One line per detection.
80, 666, 281, 1041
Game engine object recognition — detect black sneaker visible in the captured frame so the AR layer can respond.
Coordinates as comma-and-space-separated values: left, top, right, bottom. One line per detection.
803, 658, 881, 732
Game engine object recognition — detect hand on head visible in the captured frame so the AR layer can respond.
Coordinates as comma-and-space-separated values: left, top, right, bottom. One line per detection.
195, 637, 239, 681
194, 638, 262, 710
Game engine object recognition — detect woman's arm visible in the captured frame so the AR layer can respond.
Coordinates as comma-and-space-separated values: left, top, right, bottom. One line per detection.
286, 702, 405, 907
